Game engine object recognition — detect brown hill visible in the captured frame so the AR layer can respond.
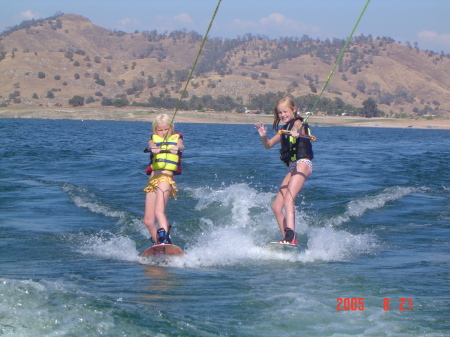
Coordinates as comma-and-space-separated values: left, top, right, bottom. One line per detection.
1, 13, 449, 118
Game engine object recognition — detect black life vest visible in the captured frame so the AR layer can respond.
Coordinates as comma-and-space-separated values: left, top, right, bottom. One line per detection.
279, 118, 314, 166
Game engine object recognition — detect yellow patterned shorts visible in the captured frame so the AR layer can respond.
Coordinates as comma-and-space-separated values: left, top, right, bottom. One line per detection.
289, 158, 313, 173
143, 174, 178, 199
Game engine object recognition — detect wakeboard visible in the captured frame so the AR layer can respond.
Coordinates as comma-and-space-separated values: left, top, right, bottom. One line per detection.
266, 241, 302, 253
141, 243, 184, 258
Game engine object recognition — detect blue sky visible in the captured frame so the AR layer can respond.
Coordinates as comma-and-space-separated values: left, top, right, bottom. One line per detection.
2, 0, 449, 53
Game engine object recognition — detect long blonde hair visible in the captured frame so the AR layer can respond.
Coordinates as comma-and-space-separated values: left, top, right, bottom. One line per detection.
272, 97, 301, 130
152, 114, 174, 134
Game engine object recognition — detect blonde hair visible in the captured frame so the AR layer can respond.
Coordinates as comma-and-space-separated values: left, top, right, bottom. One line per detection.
152, 114, 174, 134
272, 96, 301, 130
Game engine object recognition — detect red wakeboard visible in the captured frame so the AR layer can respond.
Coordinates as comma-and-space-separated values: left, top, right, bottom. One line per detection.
141, 244, 184, 258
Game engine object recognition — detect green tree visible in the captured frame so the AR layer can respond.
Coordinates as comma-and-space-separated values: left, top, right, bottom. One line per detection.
113, 97, 129, 107
356, 80, 366, 93
46, 91, 54, 98
174, 69, 189, 82
147, 75, 156, 88
362, 97, 378, 117
101, 97, 113, 106
95, 79, 106, 86
64, 51, 73, 60
69, 95, 85, 107
38, 72, 46, 79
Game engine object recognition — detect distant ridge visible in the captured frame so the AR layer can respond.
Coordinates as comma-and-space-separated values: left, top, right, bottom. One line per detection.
0, 13, 449, 118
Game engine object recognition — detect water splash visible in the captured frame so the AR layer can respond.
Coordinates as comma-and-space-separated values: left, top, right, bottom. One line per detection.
328, 186, 419, 227
0, 277, 151, 336
141, 183, 381, 268
64, 181, 382, 268
186, 183, 273, 226
61, 182, 147, 237
76, 231, 141, 262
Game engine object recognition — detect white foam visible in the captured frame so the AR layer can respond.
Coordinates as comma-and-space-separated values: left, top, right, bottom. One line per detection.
187, 183, 273, 226
70, 182, 381, 268
76, 231, 141, 263
62, 183, 148, 237
329, 186, 419, 226
0, 278, 119, 336
62, 183, 127, 218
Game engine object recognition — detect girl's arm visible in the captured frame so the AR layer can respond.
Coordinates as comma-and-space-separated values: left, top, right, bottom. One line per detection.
255, 123, 281, 149
148, 140, 160, 153
296, 120, 307, 133
289, 120, 306, 138
173, 138, 185, 153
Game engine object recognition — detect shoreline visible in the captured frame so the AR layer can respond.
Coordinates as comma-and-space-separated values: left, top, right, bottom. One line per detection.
1, 107, 449, 130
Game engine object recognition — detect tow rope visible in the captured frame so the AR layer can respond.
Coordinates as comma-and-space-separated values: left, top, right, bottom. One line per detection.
153, 0, 222, 171
168, 0, 222, 128
304, 0, 371, 124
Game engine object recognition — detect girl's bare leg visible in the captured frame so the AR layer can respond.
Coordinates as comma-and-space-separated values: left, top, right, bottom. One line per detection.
153, 180, 172, 232
272, 162, 311, 236
272, 173, 291, 235
143, 181, 172, 243
144, 191, 158, 242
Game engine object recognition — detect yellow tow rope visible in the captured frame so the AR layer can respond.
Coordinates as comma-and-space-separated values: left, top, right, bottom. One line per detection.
304, 0, 371, 124
168, 0, 222, 128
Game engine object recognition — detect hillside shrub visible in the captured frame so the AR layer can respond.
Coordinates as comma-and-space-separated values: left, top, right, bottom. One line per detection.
95, 79, 106, 86
101, 97, 113, 106
113, 98, 129, 107
64, 51, 73, 60
69, 95, 85, 107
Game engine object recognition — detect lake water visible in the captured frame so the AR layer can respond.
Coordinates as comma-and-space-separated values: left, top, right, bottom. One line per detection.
0, 118, 449, 336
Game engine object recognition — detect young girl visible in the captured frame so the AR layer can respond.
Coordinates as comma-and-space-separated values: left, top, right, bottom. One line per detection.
255, 97, 314, 244
143, 114, 185, 245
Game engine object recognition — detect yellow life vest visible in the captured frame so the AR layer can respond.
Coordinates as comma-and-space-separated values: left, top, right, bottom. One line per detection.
150, 133, 182, 174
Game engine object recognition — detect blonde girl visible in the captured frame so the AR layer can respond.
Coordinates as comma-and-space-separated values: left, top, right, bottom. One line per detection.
255, 97, 314, 244
143, 114, 185, 244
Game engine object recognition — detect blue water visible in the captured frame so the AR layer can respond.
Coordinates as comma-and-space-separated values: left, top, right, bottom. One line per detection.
0, 118, 449, 336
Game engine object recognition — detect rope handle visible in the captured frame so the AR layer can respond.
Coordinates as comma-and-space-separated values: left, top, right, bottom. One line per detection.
143, 148, 182, 154
277, 130, 316, 141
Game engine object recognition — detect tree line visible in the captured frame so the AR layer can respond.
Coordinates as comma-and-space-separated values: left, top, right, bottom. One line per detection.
122, 92, 385, 118
0, 12, 64, 37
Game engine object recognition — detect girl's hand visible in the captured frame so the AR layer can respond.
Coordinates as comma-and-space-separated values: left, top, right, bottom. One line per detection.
255, 123, 267, 137
151, 148, 161, 154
